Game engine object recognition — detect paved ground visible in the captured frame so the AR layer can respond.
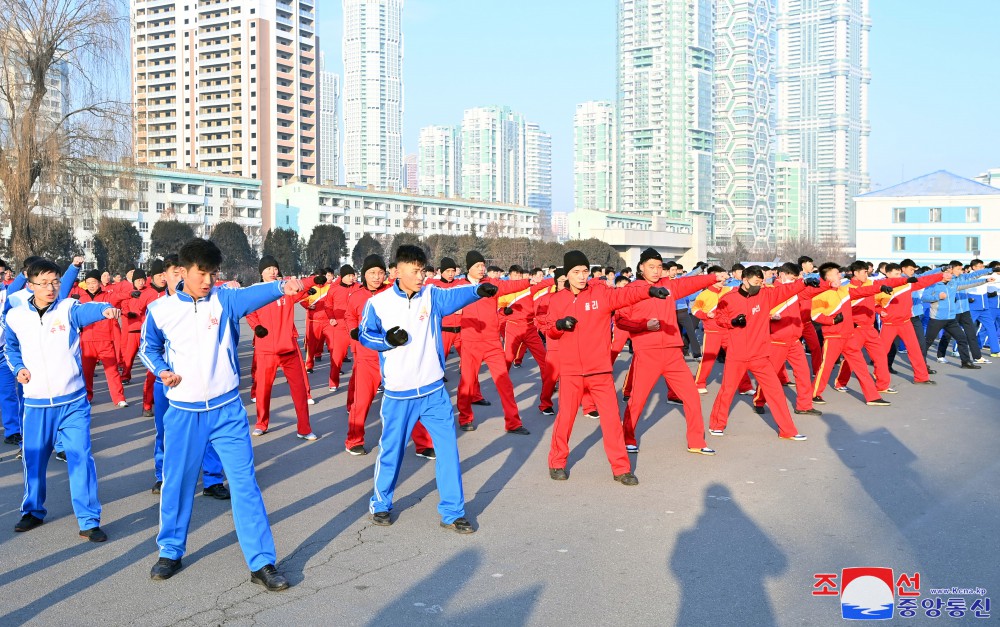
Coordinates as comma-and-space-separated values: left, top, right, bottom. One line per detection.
1, 315, 998, 626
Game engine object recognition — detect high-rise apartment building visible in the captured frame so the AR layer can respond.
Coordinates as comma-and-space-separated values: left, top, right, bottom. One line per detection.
525, 122, 552, 238
319, 52, 340, 186
461, 106, 526, 205
573, 101, 615, 212
130, 0, 318, 232
774, 154, 807, 242
776, 0, 871, 244
342, 0, 404, 190
616, 0, 714, 222
417, 125, 461, 198
713, 0, 777, 247
403, 153, 418, 192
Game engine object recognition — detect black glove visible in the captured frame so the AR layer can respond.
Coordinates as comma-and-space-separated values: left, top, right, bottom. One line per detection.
131, 290, 142, 298
969, 298, 975, 303
386, 326, 408, 347
833, 313, 844, 325
907, 276, 919, 284
648, 286, 669, 299
70, 293, 80, 300
350, 328, 359, 341
878, 285, 893, 295
555, 317, 578, 332
987, 292, 998, 299
503, 306, 514, 315
308, 287, 317, 295
313, 274, 327, 285
476, 283, 498, 298
254, 325, 268, 338
804, 277, 820, 288
731, 314, 747, 328
126, 311, 139, 319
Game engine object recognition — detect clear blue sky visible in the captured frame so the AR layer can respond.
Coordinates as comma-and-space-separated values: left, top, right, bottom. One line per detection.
317, 0, 1000, 209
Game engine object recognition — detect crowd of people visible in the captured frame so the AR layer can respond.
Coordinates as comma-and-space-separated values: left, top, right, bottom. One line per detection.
2, 240, 998, 592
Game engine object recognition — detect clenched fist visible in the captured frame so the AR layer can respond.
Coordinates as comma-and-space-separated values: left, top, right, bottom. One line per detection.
103, 308, 121, 320
254, 325, 268, 338
476, 283, 498, 298
648, 287, 669, 299
555, 317, 578, 332
833, 313, 844, 325
16, 369, 30, 384
880, 285, 893, 295
282, 278, 305, 296
160, 370, 182, 387
731, 314, 747, 328
386, 326, 409, 347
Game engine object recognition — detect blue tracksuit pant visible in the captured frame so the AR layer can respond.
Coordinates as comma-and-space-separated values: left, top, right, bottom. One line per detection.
158, 398, 276, 571
152, 380, 224, 485
370, 385, 465, 523
972, 307, 1000, 354
21, 395, 101, 530
0, 356, 21, 436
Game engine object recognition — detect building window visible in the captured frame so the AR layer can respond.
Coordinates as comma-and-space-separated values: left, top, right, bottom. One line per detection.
928, 237, 941, 252
892, 207, 906, 223
83, 217, 94, 230
205, 205, 213, 216
138, 181, 149, 192
893, 236, 906, 252
966, 236, 980, 253
967, 206, 981, 223
205, 186, 213, 197
929, 207, 942, 222
138, 221, 149, 233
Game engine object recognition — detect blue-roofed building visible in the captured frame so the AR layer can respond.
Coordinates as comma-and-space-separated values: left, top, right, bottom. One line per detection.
854, 170, 1000, 264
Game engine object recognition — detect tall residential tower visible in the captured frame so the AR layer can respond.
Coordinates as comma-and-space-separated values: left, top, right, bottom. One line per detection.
460, 105, 526, 205
319, 52, 340, 186
573, 100, 615, 212
525, 122, 552, 237
418, 125, 461, 198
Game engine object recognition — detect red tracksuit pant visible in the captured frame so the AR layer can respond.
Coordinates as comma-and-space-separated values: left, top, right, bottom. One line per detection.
802, 319, 823, 373
143, 371, 156, 411
324, 325, 351, 388
458, 340, 522, 429
254, 350, 313, 434
621, 357, 635, 399
346, 351, 431, 449
622, 347, 708, 449
709, 357, 801, 438
545, 348, 597, 414
548, 373, 630, 475
695, 331, 753, 392
753, 341, 814, 411
304, 321, 327, 369
81, 341, 125, 404
112, 322, 123, 367
122, 331, 142, 380
835, 325, 892, 391
504, 322, 554, 407
441, 330, 482, 400
879, 322, 931, 382
813, 335, 880, 401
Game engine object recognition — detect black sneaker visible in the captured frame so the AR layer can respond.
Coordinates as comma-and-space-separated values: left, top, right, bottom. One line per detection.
866, 398, 891, 407
471, 399, 491, 406
586, 411, 600, 419
415, 448, 436, 460
346, 445, 368, 456
549, 467, 568, 481
811, 396, 826, 405
371, 511, 392, 526
250, 564, 290, 591
79, 526, 108, 542
141, 409, 154, 418
961, 363, 981, 370
151, 480, 162, 494
150, 557, 182, 580
613, 472, 639, 486
540, 407, 555, 416
440, 517, 475, 534
14, 513, 43, 532
794, 408, 823, 416
622, 396, 630, 402
459, 423, 476, 432
505, 426, 530, 435
512, 363, 522, 369
203, 484, 231, 500
306, 368, 314, 374
927, 369, 937, 375
55, 451, 67, 462
914, 380, 936, 385
443, 376, 448, 382
4, 432, 22, 446
753, 406, 765, 415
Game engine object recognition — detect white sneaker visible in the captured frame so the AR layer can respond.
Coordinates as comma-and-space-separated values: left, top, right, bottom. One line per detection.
250, 397, 256, 403
708, 429, 725, 437
329, 386, 338, 392
739, 389, 755, 396
296, 432, 319, 441
974, 357, 992, 364
307, 398, 316, 405
780, 434, 808, 441
936, 357, 947, 364
625, 444, 639, 454
666, 398, 683, 406
697, 388, 708, 395
117, 401, 128, 408
834, 386, 848, 393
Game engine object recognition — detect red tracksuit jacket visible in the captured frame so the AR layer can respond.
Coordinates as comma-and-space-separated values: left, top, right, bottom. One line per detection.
767, 283, 827, 342
69, 287, 119, 342
545, 280, 655, 376
811, 278, 907, 337
121, 285, 162, 333
615, 275, 718, 349
499, 281, 553, 326
246, 278, 317, 354
323, 280, 358, 327
426, 277, 464, 330
456, 278, 553, 342
346, 283, 390, 361
877, 274, 943, 325
715, 282, 809, 361
847, 277, 911, 327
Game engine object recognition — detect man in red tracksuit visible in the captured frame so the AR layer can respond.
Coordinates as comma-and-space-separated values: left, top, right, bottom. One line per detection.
617, 248, 722, 455
455, 251, 552, 434
752, 262, 826, 417
810, 263, 907, 405
707, 266, 819, 439
247, 256, 320, 439
500, 275, 553, 381
425, 257, 485, 402
323, 265, 358, 392
546, 250, 670, 485
797, 256, 823, 373
137, 260, 169, 417
109, 269, 136, 371
833, 260, 909, 393
301, 267, 332, 372
120, 269, 152, 383
71, 270, 128, 408
876, 263, 941, 385
692, 274, 754, 395
343, 254, 435, 458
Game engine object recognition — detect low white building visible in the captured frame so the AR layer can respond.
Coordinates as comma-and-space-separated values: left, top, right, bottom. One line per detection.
855, 170, 1000, 264
566, 208, 707, 268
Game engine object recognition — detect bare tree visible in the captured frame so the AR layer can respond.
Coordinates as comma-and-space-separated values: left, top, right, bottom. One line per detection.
0, 0, 130, 260
776, 235, 854, 266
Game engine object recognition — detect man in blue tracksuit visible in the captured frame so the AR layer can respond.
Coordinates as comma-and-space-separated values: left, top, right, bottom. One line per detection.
359, 245, 496, 534
5, 258, 115, 541
148, 254, 227, 498
965, 260, 1000, 357
139, 238, 302, 590
933, 262, 992, 364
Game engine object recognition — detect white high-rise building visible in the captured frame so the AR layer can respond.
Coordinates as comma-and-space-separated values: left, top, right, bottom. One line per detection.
417, 125, 461, 198
525, 122, 552, 238
616, 0, 714, 221
130, 0, 319, 233
713, 0, 777, 247
776, 0, 871, 244
573, 101, 615, 212
461, 106, 526, 205
342, 0, 404, 190
319, 53, 340, 186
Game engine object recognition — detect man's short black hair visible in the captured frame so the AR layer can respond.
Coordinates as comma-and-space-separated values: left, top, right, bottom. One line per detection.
818, 262, 841, 278
27, 258, 60, 281
163, 253, 180, 270
884, 263, 902, 273
178, 238, 223, 272
743, 265, 765, 280
622, 267, 633, 274
900, 258, 917, 269
509, 264, 525, 274
797, 255, 813, 265
971, 258, 984, 266
731, 263, 745, 272
779, 262, 801, 276
614, 275, 630, 285
530, 267, 543, 275
707, 265, 725, 274
605, 265, 615, 274
395, 244, 428, 267
0, 258, 7, 271
388, 261, 397, 269
849, 260, 869, 273
487, 265, 503, 273
949, 259, 963, 269
21, 255, 42, 272
423, 264, 435, 273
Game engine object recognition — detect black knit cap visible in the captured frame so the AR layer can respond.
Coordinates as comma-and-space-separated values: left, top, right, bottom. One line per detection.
466, 250, 485, 268
339, 264, 356, 277
639, 247, 662, 265
563, 250, 590, 271
554, 266, 567, 280
148, 259, 165, 276
440, 257, 458, 271
85, 269, 102, 282
132, 269, 147, 281
259, 255, 280, 274
361, 255, 386, 276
